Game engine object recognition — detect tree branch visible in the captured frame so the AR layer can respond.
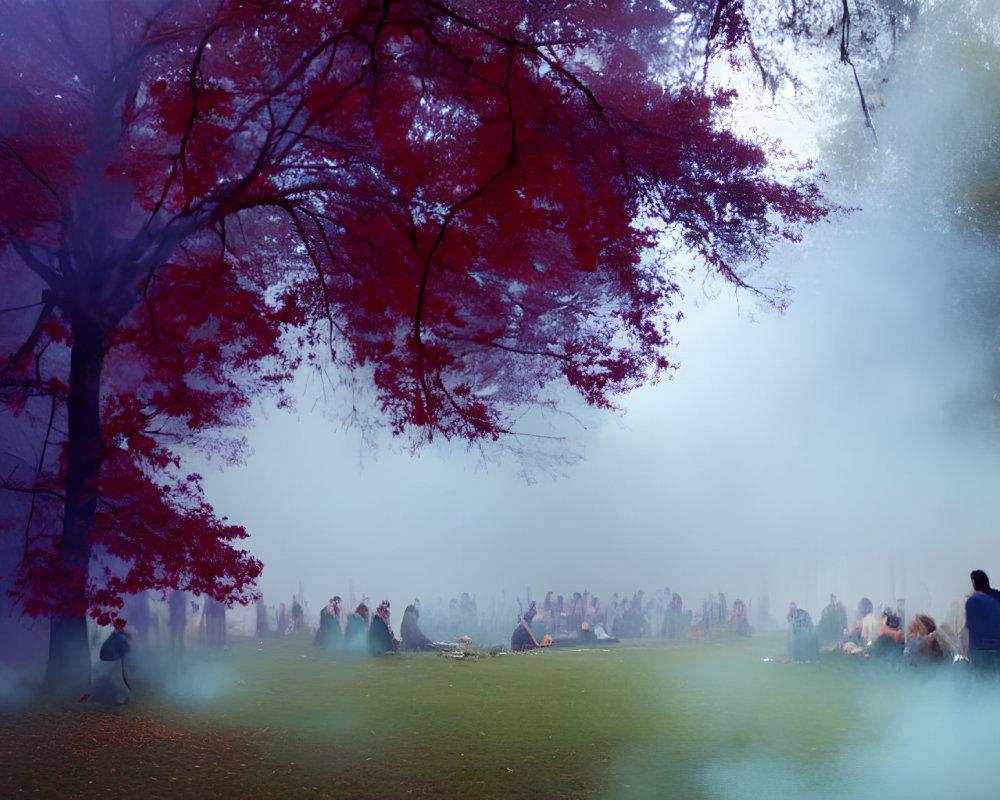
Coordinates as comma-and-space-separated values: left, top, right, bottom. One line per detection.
0, 298, 55, 382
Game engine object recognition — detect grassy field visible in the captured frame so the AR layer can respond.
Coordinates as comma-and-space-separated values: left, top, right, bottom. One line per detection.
0, 632, 995, 799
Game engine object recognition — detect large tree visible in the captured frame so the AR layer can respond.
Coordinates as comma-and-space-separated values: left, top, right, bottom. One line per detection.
0, 0, 831, 697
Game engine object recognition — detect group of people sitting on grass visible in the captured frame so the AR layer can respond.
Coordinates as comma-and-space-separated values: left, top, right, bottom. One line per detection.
314, 596, 399, 656
786, 569, 1000, 671
312, 593, 620, 656
315, 596, 475, 655
509, 599, 621, 651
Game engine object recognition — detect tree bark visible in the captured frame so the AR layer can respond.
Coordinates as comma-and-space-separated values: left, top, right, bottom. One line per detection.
42, 314, 107, 699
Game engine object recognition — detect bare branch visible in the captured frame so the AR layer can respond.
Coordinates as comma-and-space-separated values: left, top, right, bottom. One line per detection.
0, 298, 55, 383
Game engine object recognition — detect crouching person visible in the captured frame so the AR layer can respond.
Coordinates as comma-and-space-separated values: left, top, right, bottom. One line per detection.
81, 619, 132, 706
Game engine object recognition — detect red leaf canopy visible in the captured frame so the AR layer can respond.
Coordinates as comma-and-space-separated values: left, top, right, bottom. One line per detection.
0, 0, 831, 621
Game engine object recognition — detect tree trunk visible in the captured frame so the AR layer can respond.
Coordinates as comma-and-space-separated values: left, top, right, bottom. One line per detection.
42, 315, 107, 699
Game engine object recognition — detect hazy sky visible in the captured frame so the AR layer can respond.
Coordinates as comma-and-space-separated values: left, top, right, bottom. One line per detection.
200, 7, 1000, 631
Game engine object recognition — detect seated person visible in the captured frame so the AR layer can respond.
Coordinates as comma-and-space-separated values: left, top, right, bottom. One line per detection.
510, 602, 551, 651
880, 610, 904, 643
905, 613, 961, 664
788, 606, 819, 662
849, 597, 879, 644
730, 599, 751, 637
369, 600, 399, 655
314, 596, 343, 651
869, 610, 904, 659
400, 603, 434, 652
592, 622, 618, 642
345, 603, 370, 654
571, 620, 619, 645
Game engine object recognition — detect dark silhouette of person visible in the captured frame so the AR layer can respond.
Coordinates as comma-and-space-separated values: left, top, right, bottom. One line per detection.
510, 601, 550, 651
315, 596, 343, 651
817, 594, 845, 651
971, 570, 1000, 602
730, 599, 750, 637
369, 600, 399, 655
788, 604, 819, 662
401, 603, 434, 652
966, 569, 1000, 671
345, 603, 370, 654
82, 619, 132, 706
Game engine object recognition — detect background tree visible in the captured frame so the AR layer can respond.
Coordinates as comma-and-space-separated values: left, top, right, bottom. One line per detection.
0, 0, 832, 698
731, 0, 923, 147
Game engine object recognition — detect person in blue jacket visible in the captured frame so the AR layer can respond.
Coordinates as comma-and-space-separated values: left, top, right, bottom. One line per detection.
965, 569, 1000, 672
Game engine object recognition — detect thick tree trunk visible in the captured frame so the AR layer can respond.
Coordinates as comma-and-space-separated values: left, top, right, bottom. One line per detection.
42, 315, 107, 699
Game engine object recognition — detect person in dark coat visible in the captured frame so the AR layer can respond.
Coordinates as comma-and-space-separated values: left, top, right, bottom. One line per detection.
971, 570, 1000, 602
369, 600, 399, 655
816, 595, 845, 651
314, 596, 343, 651
788, 604, 819, 662
401, 603, 434, 652
83, 619, 132, 706
345, 603, 370, 654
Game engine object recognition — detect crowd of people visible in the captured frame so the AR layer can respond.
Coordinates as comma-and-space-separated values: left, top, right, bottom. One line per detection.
786, 568, 1000, 671
505, 587, 753, 651
520, 587, 745, 642
301, 586, 753, 655
79, 569, 1000, 709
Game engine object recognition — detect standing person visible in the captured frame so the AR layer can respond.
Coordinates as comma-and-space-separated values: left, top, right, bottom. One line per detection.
965, 569, 1000, 672
971, 570, 1000, 602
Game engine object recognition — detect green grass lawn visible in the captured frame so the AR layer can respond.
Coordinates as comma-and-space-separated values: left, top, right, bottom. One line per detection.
0, 633, 993, 798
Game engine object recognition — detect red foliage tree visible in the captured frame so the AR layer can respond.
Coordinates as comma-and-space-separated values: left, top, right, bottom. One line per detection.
0, 0, 831, 696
